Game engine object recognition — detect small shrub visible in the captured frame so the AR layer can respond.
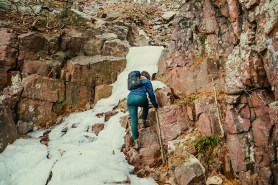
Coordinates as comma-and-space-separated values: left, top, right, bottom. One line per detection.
198, 32, 207, 44
176, 101, 186, 106
189, 94, 198, 102
194, 135, 221, 154
193, 135, 224, 173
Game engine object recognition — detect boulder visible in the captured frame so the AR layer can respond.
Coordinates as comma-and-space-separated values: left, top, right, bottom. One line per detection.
43, 33, 61, 55
18, 32, 48, 62
22, 60, 50, 76
225, 104, 251, 134
17, 98, 53, 123
161, 11, 176, 22
248, 90, 274, 108
206, 176, 223, 185
102, 39, 130, 57
94, 84, 113, 104
196, 113, 220, 136
120, 115, 129, 129
104, 110, 118, 122
226, 133, 250, 172
194, 97, 222, 135
105, 10, 120, 21
60, 30, 86, 57
71, 2, 83, 12
17, 121, 33, 135
186, 106, 194, 121
148, 105, 191, 142
66, 55, 126, 86
194, 97, 215, 117
100, 33, 118, 41
239, 50, 267, 88
132, 146, 161, 169
0, 104, 19, 152
155, 87, 174, 107
167, 136, 197, 156
173, 153, 206, 185
92, 123, 104, 136
83, 38, 104, 56
252, 116, 272, 147
227, 0, 241, 39
0, 29, 18, 70
22, 60, 62, 77
123, 127, 161, 171
254, 146, 272, 168
204, 0, 219, 35
257, 167, 273, 185
158, 52, 221, 95
1, 72, 23, 108
225, 46, 246, 94
65, 82, 92, 109
138, 126, 160, 148
206, 34, 219, 54
17, 98, 53, 124
22, 75, 65, 103
225, 44, 268, 94
242, 90, 275, 148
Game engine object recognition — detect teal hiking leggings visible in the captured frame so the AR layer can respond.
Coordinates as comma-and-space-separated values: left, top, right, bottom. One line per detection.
127, 94, 149, 141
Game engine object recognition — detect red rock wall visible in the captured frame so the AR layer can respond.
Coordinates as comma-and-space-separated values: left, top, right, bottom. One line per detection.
157, 0, 278, 183
0, 28, 129, 151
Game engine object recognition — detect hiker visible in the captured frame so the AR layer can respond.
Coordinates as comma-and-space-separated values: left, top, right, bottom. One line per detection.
127, 70, 159, 149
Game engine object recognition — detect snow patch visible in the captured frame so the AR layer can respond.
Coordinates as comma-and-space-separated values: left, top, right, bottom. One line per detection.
0, 46, 164, 185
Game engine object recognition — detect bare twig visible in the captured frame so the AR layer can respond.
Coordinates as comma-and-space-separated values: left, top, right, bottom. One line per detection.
31, 17, 39, 27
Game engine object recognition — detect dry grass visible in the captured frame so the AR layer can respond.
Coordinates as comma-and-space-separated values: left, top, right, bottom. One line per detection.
194, 53, 208, 65
99, 2, 162, 34
0, 5, 88, 34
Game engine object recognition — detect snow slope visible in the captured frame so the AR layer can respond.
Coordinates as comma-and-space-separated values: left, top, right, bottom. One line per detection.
0, 46, 165, 185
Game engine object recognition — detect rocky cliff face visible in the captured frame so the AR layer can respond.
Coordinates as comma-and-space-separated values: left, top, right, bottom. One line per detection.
0, 27, 128, 151
156, 0, 278, 184
0, 0, 277, 184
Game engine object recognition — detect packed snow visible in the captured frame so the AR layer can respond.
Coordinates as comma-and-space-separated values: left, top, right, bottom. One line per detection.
0, 46, 165, 185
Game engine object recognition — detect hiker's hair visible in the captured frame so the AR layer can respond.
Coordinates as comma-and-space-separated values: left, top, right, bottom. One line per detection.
141, 71, 150, 80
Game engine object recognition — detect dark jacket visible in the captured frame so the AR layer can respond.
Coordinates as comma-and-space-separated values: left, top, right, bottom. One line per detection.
129, 77, 159, 108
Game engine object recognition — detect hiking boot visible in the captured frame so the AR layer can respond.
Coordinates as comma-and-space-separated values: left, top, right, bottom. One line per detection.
133, 140, 140, 150
142, 120, 150, 128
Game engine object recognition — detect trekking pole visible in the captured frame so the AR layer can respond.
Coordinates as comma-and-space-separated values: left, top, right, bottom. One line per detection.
155, 109, 166, 164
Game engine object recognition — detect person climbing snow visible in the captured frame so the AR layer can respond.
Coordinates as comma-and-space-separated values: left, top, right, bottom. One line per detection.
127, 70, 159, 150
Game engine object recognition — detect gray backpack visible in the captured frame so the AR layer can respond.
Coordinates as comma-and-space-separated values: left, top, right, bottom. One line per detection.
128, 71, 142, 90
